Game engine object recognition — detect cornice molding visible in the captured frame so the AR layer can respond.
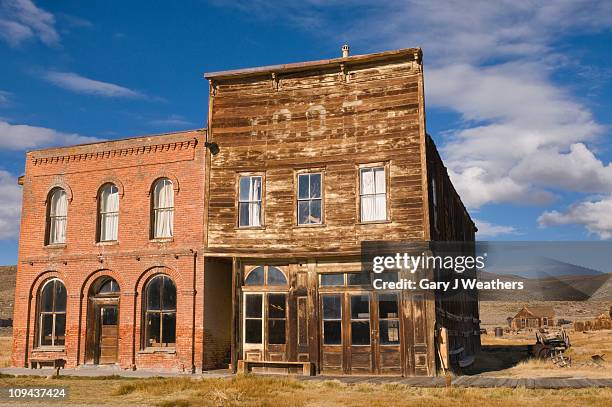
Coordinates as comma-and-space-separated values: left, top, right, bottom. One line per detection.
31, 138, 198, 166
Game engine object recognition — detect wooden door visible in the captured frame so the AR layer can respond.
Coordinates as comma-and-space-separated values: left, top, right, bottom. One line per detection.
375, 292, 402, 374
265, 293, 287, 361
320, 294, 344, 373
98, 305, 118, 364
348, 293, 373, 374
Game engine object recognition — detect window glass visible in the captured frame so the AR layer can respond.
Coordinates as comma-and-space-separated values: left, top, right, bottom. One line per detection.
267, 267, 287, 285
245, 267, 265, 285
48, 189, 68, 244
38, 279, 67, 347
144, 275, 176, 347
268, 294, 286, 319
297, 173, 323, 225
245, 319, 262, 344
351, 294, 370, 319
238, 176, 262, 227
320, 274, 344, 286
379, 320, 400, 345
98, 279, 120, 294
347, 272, 369, 286
40, 282, 54, 312
245, 294, 262, 318
322, 295, 342, 320
360, 166, 387, 222
378, 294, 398, 318
99, 184, 119, 241
268, 319, 286, 344
40, 314, 53, 346
153, 179, 174, 238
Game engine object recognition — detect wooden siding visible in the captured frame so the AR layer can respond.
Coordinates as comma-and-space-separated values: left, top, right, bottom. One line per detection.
206, 56, 427, 256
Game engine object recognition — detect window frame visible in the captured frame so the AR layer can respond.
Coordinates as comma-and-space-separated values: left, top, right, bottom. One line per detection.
97, 183, 120, 243
357, 162, 390, 224
150, 178, 175, 240
142, 275, 177, 349
236, 173, 265, 229
295, 169, 325, 227
45, 188, 68, 246
36, 278, 67, 349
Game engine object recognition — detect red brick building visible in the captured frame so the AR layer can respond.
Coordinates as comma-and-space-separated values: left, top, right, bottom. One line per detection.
12, 130, 208, 371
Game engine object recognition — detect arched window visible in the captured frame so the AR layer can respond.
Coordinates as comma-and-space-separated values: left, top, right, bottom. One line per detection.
244, 266, 287, 286
98, 184, 119, 242
38, 279, 67, 347
96, 278, 120, 295
46, 188, 68, 245
144, 275, 176, 347
152, 179, 174, 238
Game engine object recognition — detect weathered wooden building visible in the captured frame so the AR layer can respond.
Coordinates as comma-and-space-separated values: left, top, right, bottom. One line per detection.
203, 47, 479, 375
512, 306, 555, 329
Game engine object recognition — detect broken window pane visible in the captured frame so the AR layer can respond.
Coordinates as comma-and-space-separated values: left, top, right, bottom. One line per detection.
268, 294, 286, 319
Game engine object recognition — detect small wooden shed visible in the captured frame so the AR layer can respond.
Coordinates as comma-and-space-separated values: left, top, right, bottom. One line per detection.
511, 306, 555, 329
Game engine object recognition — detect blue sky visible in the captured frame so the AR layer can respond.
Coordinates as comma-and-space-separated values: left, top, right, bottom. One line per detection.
1, 1, 612, 265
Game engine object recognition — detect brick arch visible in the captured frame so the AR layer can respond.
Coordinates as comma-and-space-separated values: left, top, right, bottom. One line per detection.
147, 173, 180, 196
80, 268, 127, 298
95, 177, 125, 199
134, 265, 183, 295
44, 182, 73, 204
29, 270, 69, 300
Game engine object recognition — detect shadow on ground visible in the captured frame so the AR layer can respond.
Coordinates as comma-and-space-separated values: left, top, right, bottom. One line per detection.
461, 345, 530, 375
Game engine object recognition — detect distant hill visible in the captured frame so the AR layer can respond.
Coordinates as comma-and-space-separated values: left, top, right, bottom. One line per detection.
0, 265, 16, 320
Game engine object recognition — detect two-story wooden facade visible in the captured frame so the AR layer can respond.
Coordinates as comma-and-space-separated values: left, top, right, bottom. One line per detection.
12, 47, 479, 375
202, 47, 479, 375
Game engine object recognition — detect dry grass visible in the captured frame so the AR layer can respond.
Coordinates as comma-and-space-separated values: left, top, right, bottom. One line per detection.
472, 329, 612, 378
0, 375, 610, 407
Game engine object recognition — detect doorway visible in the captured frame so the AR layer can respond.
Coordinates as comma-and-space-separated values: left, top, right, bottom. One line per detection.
86, 277, 120, 365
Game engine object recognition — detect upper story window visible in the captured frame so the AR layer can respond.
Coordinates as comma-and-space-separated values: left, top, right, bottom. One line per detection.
152, 178, 174, 238
46, 188, 68, 245
359, 166, 387, 222
98, 184, 119, 242
297, 172, 322, 225
38, 278, 67, 347
238, 175, 262, 227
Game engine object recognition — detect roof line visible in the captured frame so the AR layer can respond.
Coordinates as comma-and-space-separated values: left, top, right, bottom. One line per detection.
204, 47, 421, 80
27, 128, 206, 154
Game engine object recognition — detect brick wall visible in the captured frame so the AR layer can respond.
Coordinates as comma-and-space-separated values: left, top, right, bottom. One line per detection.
12, 130, 207, 371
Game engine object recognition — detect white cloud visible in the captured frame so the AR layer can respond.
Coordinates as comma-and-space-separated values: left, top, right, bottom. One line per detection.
0, 120, 103, 150
0, 0, 59, 47
475, 219, 519, 238
538, 196, 612, 239
0, 90, 10, 106
0, 170, 22, 240
150, 114, 196, 127
43, 71, 143, 98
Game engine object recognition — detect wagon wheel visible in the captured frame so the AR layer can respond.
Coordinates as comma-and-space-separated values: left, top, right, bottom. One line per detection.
536, 345, 550, 359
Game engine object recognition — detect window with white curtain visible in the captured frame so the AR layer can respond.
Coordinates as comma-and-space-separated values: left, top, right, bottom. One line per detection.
98, 184, 119, 242
152, 179, 174, 238
239, 175, 262, 227
360, 166, 387, 222
47, 188, 68, 245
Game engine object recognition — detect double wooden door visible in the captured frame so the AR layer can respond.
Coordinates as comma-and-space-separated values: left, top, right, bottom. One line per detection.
320, 291, 402, 374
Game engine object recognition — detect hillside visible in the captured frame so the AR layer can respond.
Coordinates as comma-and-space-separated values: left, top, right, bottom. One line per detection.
0, 265, 16, 320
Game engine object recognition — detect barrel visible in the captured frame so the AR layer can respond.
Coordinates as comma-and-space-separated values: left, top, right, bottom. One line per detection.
495, 327, 503, 337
